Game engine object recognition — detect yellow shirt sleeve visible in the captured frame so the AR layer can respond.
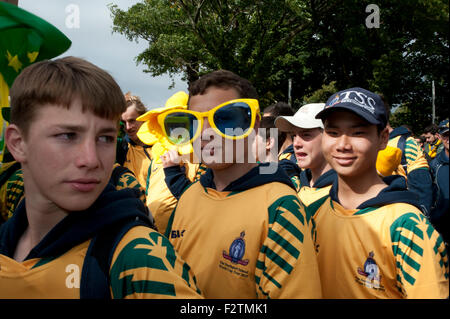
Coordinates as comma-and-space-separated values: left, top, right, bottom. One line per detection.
109, 226, 204, 299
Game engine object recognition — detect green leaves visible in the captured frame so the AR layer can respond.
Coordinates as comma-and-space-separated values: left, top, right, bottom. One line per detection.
110, 0, 448, 127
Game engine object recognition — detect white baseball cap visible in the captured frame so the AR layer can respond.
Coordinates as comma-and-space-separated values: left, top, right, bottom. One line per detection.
275, 103, 325, 132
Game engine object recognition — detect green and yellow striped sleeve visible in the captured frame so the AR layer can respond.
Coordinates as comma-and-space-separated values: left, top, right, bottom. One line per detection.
404, 137, 429, 171
255, 195, 322, 298
110, 226, 203, 299
390, 212, 449, 298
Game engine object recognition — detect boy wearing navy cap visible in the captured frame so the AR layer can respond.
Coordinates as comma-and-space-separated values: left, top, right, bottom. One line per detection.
311, 87, 448, 298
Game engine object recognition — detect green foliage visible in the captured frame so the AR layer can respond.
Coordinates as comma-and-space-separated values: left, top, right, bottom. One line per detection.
109, 0, 449, 127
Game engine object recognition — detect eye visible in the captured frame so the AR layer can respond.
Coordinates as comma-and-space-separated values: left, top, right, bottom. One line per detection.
353, 130, 367, 136
98, 135, 115, 144
325, 130, 338, 137
55, 132, 77, 141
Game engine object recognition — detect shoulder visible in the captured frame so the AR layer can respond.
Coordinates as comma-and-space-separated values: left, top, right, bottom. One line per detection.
109, 225, 202, 298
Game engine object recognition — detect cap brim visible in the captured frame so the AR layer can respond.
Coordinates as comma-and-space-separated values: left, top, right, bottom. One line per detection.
315, 104, 381, 125
275, 116, 324, 131
274, 117, 296, 132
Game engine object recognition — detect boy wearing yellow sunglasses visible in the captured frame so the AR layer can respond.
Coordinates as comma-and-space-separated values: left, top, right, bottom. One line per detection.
164, 70, 322, 298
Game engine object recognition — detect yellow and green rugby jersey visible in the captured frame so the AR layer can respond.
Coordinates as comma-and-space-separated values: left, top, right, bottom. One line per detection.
297, 169, 336, 207
0, 184, 202, 299
123, 142, 152, 191
166, 164, 322, 299
0, 226, 203, 299
309, 177, 449, 299
146, 160, 203, 234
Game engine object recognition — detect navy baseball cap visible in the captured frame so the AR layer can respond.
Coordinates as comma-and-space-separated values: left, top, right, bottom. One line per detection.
438, 119, 449, 134
315, 87, 387, 128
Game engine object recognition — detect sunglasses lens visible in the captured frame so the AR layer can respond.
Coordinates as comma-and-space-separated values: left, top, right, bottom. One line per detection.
164, 112, 198, 144
213, 102, 252, 137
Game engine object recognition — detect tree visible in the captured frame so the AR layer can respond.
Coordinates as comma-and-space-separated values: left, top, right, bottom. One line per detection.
110, 0, 449, 126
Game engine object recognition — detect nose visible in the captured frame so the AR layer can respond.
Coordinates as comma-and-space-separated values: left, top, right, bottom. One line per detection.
293, 134, 303, 149
335, 134, 352, 151
75, 139, 100, 169
200, 117, 215, 140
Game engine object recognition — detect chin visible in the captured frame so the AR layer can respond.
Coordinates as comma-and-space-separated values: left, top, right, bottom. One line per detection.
204, 162, 234, 171
57, 192, 102, 212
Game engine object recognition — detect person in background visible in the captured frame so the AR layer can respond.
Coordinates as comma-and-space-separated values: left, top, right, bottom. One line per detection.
117, 93, 152, 190
429, 119, 449, 246
375, 95, 433, 216
263, 102, 295, 158
275, 103, 336, 208
423, 124, 444, 161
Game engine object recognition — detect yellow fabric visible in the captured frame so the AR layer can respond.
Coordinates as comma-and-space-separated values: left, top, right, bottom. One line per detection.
0, 226, 204, 299
298, 185, 332, 207
109, 226, 203, 299
0, 241, 90, 298
1, 73, 10, 165
376, 135, 429, 179
427, 139, 442, 159
167, 181, 322, 298
313, 199, 449, 299
136, 91, 193, 163
147, 160, 200, 234
123, 144, 151, 191
376, 145, 403, 177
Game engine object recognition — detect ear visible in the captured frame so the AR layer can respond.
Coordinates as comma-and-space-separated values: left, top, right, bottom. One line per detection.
379, 127, 389, 151
5, 124, 27, 163
266, 136, 275, 152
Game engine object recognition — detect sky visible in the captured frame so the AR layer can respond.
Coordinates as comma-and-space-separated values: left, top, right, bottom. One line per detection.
19, 0, 188, 109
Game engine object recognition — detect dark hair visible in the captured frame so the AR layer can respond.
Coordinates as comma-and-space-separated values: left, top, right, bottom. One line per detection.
10, 56, 126, 138
259, 116, 286, 153
188, 69, 258, 100
424, 124, 439, 135
419, 135, 427, 144
263, 102, 294, 117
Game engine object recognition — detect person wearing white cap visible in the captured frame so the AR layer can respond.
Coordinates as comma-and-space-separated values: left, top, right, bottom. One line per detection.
275, 103, 336, 206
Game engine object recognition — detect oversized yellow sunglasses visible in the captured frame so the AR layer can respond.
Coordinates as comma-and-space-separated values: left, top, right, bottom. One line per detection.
157, 98, 260, 145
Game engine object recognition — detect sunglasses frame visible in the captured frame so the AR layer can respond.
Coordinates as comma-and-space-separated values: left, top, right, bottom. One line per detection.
157, 98, 260, 145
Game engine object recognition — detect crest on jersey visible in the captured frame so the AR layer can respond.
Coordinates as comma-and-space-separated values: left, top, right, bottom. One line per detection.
222, 231, 249, 266
356, 251, 384, 290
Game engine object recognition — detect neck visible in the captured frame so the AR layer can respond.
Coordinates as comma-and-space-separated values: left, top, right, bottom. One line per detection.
278, 139, 292, 156
13, 179, 68, 261
309, 161, 332, 186
212, 162, 258, 191
131, 137, 144, 146
336, 169, 386, 210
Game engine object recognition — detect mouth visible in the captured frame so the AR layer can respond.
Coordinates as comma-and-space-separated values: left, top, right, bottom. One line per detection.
66, 178, 101, 192
333, 156, 357, 166
295, 152, 308, 158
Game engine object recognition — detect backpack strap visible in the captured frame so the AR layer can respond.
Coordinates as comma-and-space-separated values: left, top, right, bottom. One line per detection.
80, 216, 152, 299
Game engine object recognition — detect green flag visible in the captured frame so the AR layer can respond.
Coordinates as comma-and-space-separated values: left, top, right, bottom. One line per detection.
0, 2, 71, 164
0, 1, 72, 87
